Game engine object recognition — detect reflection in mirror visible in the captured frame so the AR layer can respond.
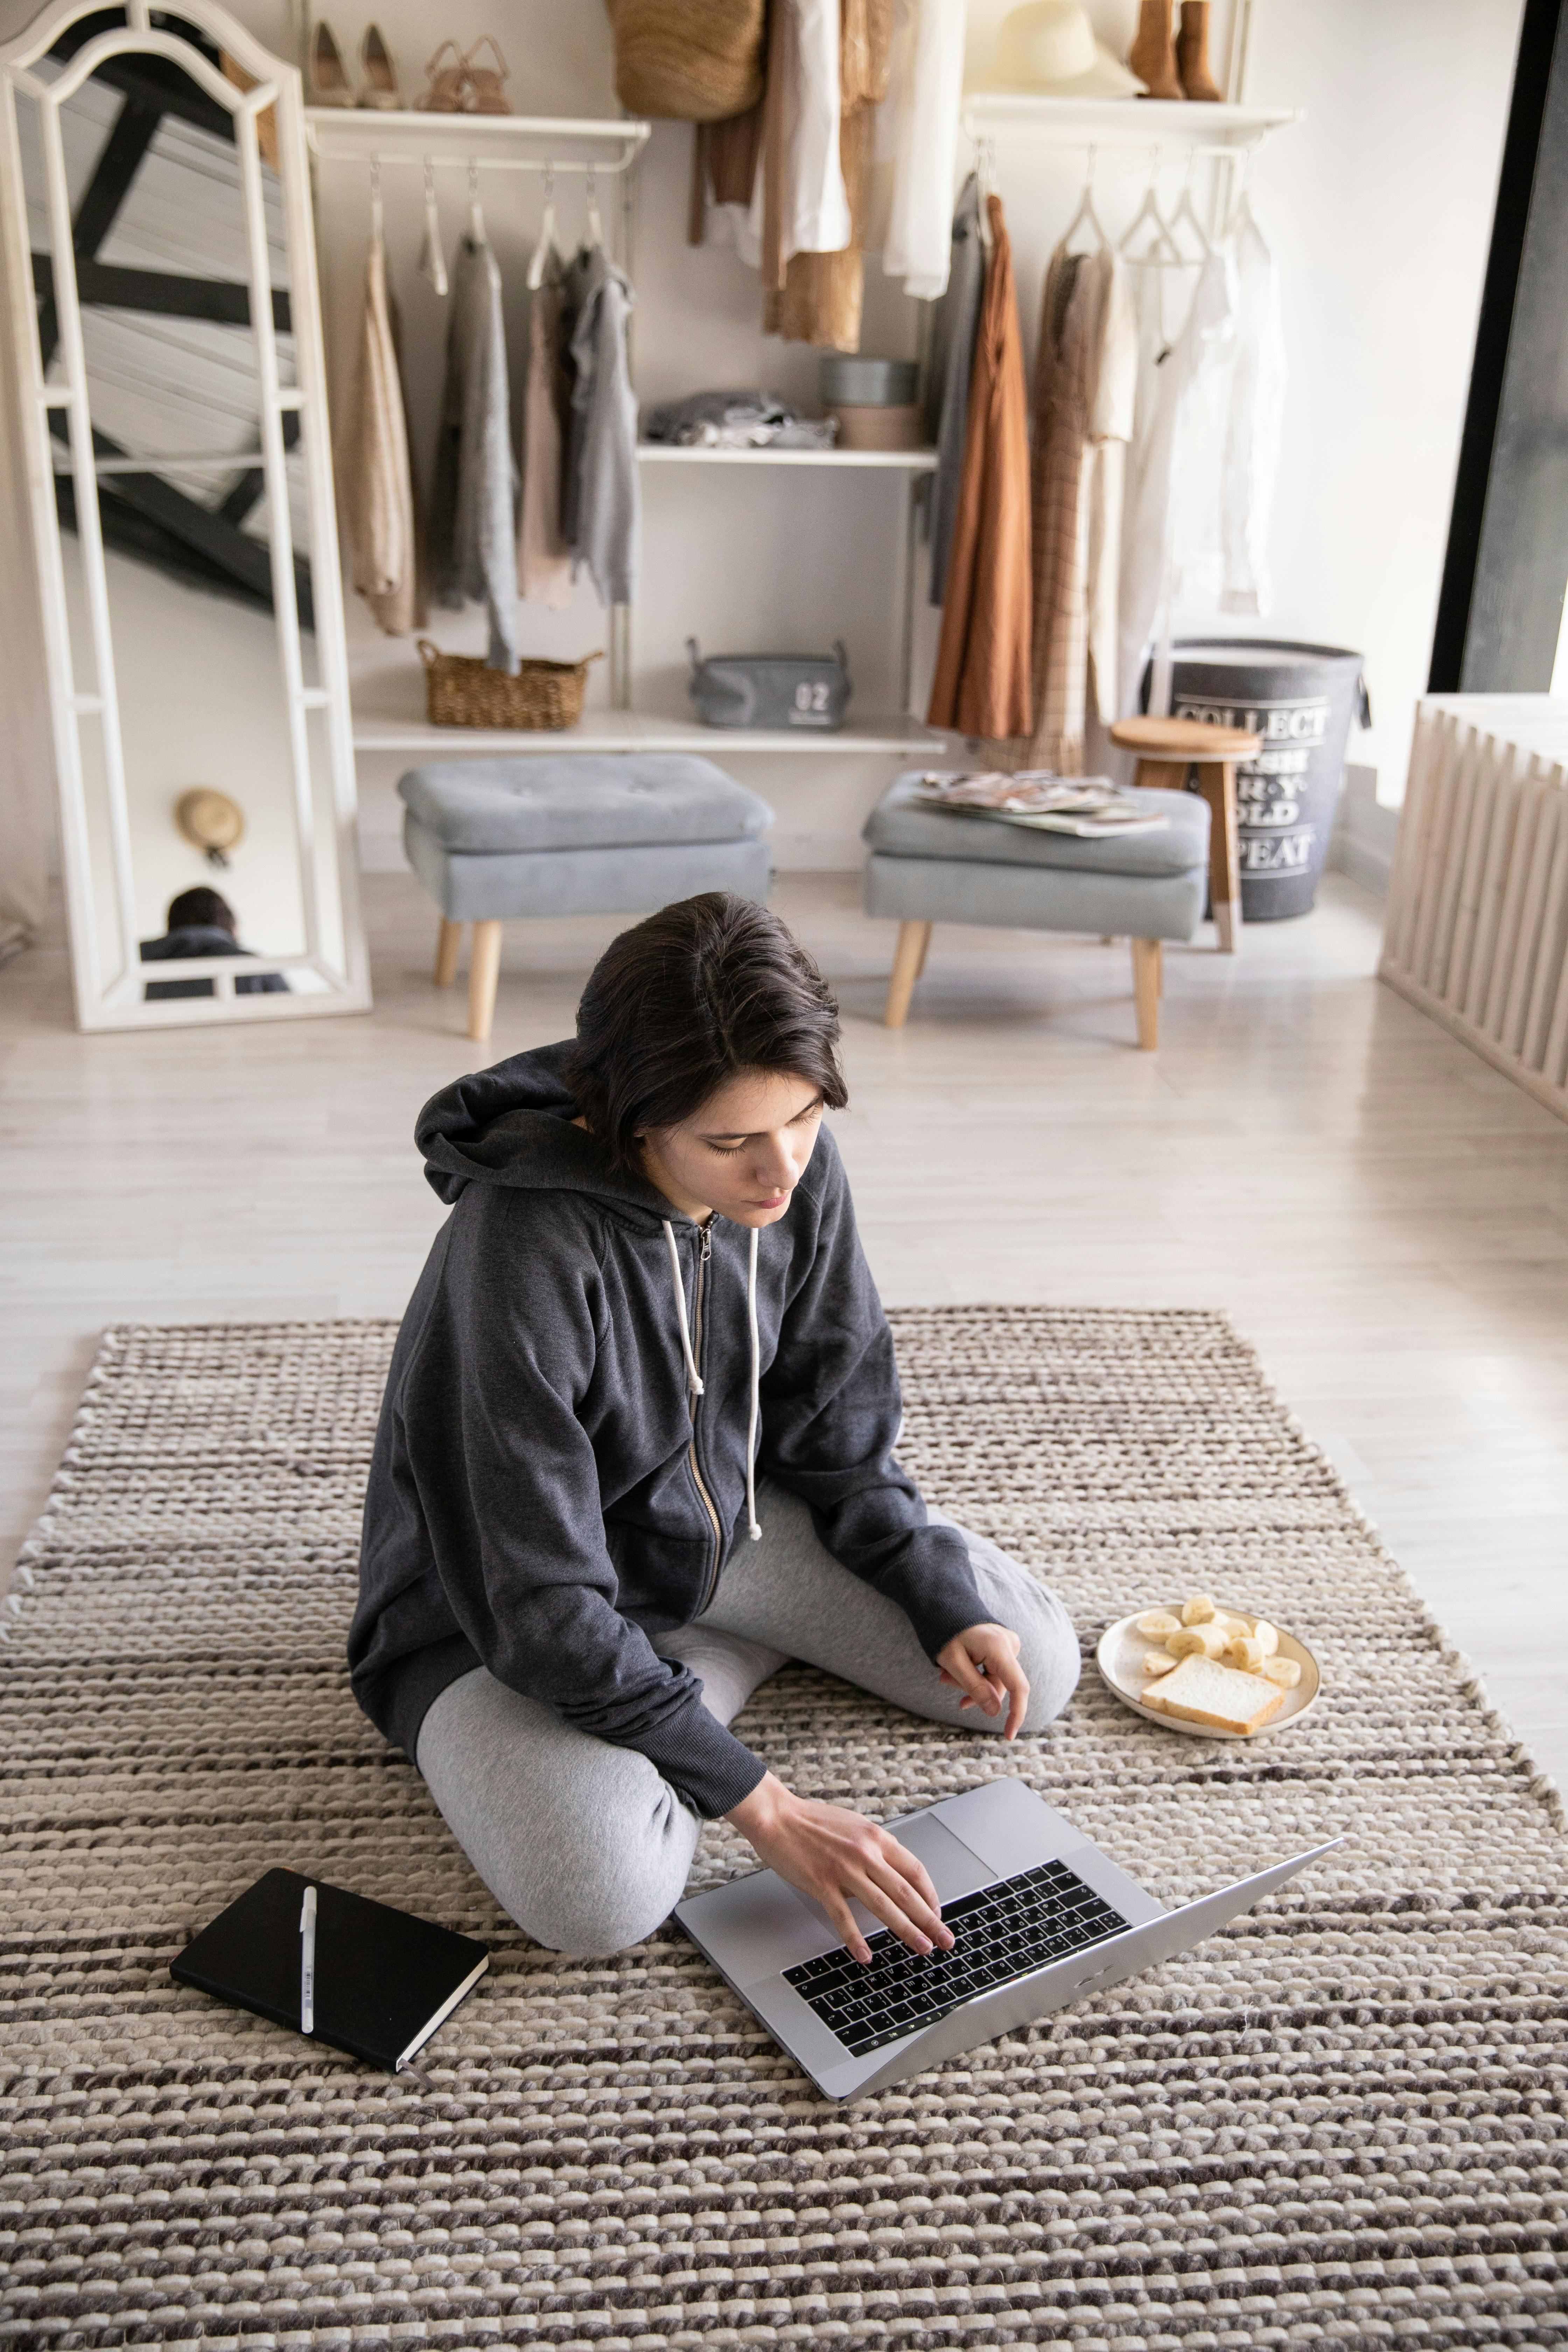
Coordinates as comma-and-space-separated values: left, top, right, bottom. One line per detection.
1, 0, 367, 1027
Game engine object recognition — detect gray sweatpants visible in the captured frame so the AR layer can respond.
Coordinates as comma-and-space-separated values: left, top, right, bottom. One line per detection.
416, 1479, 1080, 1956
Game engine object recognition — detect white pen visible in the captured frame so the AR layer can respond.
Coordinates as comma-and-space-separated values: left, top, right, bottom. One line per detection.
299, 1884, 317, 2035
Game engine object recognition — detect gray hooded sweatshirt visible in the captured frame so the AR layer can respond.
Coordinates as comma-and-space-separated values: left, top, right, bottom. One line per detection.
348, 1042, 984, 1819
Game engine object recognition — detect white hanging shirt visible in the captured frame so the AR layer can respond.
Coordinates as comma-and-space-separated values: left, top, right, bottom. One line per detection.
747, 0, 852, 265
1117, 244, 1236, 716
1220, 202, 1286, 617
879, 0, 967, 300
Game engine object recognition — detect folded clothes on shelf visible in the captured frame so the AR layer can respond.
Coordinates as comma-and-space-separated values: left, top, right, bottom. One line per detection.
642, 390, 839, 450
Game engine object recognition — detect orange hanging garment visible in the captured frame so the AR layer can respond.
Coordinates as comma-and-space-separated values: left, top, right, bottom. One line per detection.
926, 193, 1032, 742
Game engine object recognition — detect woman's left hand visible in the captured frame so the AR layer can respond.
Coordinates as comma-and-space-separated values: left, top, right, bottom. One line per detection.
937, 1623, 1029, 1739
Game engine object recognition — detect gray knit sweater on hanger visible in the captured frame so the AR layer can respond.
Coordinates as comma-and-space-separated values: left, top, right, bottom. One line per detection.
561, 244, 640, 608
429, 232, 519, 673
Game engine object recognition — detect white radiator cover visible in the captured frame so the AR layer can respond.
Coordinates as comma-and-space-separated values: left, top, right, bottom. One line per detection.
1380, 695, 1568, 1126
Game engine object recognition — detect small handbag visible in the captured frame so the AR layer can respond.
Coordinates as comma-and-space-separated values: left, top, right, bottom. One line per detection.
687, 639, 851, 732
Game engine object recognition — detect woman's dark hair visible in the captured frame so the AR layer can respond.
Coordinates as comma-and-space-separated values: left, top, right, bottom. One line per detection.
167, 886, 236, 934
566, 894, 848, 1171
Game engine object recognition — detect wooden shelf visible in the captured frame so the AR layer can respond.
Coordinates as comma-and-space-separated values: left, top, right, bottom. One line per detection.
962, 93, 1301, 150
639, 444, 937, 471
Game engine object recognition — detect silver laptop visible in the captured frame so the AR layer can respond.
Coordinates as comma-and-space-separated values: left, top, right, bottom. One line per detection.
677, 1777, 1339, 2102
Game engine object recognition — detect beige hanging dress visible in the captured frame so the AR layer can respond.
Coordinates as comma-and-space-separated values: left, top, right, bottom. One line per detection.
339, 232, 423, 636
519, 255, 573, 609
1025, 241, 1135, 770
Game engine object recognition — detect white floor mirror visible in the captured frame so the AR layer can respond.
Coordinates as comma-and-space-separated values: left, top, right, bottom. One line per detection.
0, 0, 370, 1028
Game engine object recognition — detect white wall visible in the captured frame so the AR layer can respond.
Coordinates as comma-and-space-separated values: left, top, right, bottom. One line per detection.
0, 0, 1527, 902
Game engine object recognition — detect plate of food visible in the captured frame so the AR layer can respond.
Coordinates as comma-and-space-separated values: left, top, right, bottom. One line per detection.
1096, 1592, 1322, 1740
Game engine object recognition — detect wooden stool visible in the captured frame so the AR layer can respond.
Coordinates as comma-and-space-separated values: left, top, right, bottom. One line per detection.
1108, 716, 1262, 954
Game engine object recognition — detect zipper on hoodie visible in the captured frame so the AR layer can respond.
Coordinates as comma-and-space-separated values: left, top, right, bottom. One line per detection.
686, 1222, 724, 1612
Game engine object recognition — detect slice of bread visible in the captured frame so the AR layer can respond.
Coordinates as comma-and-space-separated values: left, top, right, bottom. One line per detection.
1139, 1653, 1286, 1735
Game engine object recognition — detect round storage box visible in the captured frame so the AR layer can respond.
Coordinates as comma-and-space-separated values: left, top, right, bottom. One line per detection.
1157, 640, 1369, 920
820, 355, 918, 406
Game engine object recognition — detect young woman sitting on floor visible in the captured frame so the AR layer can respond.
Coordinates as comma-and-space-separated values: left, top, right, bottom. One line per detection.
350, 894, 1080, 1961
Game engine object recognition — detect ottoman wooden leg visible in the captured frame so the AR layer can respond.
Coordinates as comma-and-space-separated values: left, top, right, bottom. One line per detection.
434, 918, 464, 988
468, 918, 503, 1045
1196, 761, 1242, 953
885, 920, 931, 1028
1131, 939, 1161, 1050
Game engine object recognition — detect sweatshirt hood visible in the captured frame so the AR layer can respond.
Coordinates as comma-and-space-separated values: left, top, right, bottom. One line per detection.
417, 1039, 683, 1226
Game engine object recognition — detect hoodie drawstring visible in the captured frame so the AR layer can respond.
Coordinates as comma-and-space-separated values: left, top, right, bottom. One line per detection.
661, 1216, 763, 1542
745, 1224, 762, 1541
662, 1219, 705, 1397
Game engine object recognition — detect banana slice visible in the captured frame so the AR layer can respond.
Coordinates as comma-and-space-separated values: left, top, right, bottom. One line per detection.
1225, 1634, 1266, 1671
1142, 1649, 1178, 1675
1261, 1653, 1301, 1688
1215, 1611, 1250, 1638
1253, 1621, 1281, 1657
1181, 1594, 1218, 1625
1167, 1622, 1226, 1659
1136, 1609, 1182, 1638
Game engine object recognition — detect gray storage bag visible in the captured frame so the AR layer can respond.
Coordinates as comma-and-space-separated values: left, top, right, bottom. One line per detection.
687, 638, 851, 731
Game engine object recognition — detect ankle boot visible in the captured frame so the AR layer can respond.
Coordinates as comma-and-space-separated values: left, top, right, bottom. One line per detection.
1129, 0, 1183, 100
1176, 0, 1223, 101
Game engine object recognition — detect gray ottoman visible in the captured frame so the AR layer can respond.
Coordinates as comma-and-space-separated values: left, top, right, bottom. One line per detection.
862, 775, 1211, 1049
398, 753, 774, 1042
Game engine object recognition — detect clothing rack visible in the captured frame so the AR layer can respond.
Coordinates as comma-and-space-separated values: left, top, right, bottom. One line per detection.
310, 147, 644, 178
303, 111, 651, 177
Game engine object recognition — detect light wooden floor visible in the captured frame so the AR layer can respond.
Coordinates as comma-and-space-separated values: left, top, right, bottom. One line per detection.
4, 873, 1566, 1785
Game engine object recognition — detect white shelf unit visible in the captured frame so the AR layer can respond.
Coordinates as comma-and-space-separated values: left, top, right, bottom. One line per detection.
351, 707, 950, 758
308, 108, 949, 761
961, 91, 1303, 246
960, 94, 1301, 150
304, 107, 651, 169
638, 445, 937, 472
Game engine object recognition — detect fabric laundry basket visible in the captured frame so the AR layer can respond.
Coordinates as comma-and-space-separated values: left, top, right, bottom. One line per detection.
1156, 640, 1370, 920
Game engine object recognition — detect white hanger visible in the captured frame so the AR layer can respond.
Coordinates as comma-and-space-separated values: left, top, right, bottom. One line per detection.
527, 161, 558, 290
1223, 147, 1259, 241
418, 155, 448, 297
1119, 148, 1186, 270
1061, 145, 1108, 254
974, 134, 997, 254
467, 156, 485, 244
583, 160, 603, 252
1167, 150, 1213, 259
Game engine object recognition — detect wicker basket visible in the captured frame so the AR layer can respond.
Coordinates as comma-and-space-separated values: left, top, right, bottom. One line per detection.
418, 640, 603, 730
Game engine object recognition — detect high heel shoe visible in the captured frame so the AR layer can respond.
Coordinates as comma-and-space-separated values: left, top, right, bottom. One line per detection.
461, 35, 511, 115
359, 24, 401, 110
415, 37, 469, 111
308, 20, 354, 106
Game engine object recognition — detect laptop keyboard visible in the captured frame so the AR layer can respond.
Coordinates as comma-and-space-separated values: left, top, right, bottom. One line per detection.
783, 1859, 1128, 2058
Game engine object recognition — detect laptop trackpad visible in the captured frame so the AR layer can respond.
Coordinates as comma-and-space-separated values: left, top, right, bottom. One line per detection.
710, 1814, 997, 1990
884, 1811, 997, 1905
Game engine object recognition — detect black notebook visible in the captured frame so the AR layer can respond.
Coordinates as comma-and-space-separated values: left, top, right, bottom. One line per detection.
171, 1868, 489, 2074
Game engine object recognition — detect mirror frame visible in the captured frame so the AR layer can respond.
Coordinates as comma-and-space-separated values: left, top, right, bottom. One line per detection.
0, 0, 371, 1028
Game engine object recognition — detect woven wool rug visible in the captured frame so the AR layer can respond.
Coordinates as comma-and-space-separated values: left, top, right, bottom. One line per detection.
3, 1310, 1566, 2352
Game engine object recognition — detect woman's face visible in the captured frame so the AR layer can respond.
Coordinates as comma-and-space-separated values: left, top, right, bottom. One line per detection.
640, 1068, 825, 1227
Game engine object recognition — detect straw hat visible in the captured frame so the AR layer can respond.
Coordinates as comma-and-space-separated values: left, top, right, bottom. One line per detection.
176, 787, 245, 869
990, 1, 1144, 97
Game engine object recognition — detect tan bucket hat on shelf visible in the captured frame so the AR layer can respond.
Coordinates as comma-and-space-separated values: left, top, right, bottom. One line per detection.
988, 1, 1145, 97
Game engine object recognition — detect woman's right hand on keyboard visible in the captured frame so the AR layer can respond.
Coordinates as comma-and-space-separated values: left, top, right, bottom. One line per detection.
726, 1772, 957, 1964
